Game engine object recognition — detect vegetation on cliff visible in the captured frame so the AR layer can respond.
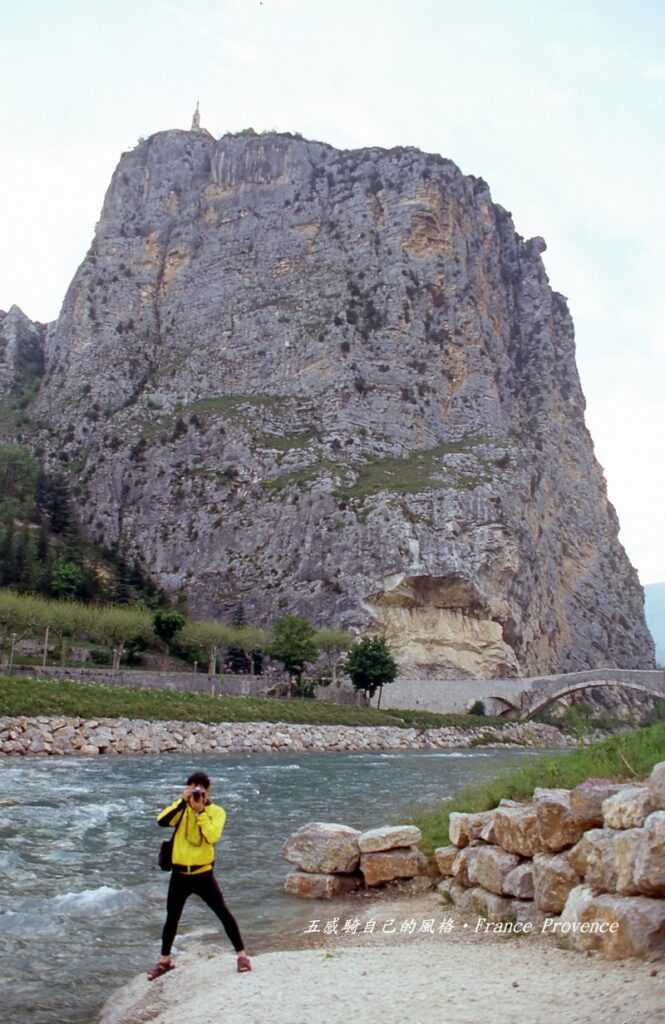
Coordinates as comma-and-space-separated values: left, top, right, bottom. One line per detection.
0, 442, 164, 605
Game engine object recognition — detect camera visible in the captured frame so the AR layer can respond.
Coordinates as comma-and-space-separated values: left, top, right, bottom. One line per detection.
192, 786, 206, 800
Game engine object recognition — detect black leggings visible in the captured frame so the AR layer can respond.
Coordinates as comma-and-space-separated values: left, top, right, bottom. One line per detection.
161, 869, 245, 956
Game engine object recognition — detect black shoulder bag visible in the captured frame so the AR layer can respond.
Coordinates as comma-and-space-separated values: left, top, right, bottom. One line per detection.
158, 802, 186, 871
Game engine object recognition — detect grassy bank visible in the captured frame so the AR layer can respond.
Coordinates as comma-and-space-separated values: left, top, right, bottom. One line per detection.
0, 675, 509, 730
408, 720, 665, 855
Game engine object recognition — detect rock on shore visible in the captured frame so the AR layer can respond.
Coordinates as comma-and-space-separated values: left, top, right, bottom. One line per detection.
435, 759, 665, 959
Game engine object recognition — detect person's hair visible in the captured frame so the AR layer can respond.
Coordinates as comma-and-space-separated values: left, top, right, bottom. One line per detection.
187, 771, 211, 788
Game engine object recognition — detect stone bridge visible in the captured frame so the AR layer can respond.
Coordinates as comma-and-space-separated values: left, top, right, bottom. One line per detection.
370, 669, 665, 719
493, 669, 665, 720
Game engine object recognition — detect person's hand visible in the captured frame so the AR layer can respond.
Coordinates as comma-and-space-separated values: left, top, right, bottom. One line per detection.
181, 784, 195, 803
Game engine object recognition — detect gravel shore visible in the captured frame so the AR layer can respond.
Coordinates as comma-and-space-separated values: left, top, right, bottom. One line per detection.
98, 892, 665, 1024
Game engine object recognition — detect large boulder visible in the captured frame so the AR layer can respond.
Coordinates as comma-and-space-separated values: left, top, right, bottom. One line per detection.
436, 878, 476, 914
284, 870, 362, 899
512, 900, 544, 927
360, 846, 428, 886
614, 828, 645, 896
470, 887, 515, 923
448, 810, 494, 848
471, 846, 521, 896
452, 845, 483, 887
503, 862, 535, 900
648, 761, 665, 810
479, 800, 521, 843
357, 824, 422, 853
633, 811, 665, 897
533, 852, 580, 913
569, 779, 625, 829
602, 786, 654, 829
568, 828, 617, 892
493, 803, 542, 857
281, 822, 361, 873
533, 787, 585, 852
558, 885, 665, 959
434, 845, 459, 877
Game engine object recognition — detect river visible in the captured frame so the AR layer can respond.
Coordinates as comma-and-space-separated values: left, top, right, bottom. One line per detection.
0, 746, 554, 1023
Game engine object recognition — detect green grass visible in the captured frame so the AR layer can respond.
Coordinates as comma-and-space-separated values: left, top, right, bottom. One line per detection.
338, 440, 489, 500
405, 720, 665, 855
0, 675, 509, 731
139, 394, 292, 441
262, 437, 491, 499
254, 429, 318, 452
185, 394, 290, 417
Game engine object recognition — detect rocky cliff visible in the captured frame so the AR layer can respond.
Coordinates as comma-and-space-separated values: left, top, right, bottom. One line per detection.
8, 125, 655, 677
0, 305, 45, 399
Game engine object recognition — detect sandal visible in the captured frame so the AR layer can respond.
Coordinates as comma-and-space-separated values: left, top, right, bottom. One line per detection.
147, 959, 176, 981
237, 954, 252, 973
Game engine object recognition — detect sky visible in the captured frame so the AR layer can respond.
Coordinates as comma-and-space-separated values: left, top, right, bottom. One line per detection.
1, 0, 664, 585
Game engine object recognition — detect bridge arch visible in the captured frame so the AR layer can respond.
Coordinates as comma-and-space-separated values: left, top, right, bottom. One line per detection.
520, 675, 665, 721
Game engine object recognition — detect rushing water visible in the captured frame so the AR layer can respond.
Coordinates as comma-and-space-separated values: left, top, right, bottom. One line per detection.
0, 746, 551, 1024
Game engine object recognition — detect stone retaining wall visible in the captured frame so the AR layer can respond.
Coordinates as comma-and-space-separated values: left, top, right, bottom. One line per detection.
7, 665, 368, 705
0, 715, 575, 757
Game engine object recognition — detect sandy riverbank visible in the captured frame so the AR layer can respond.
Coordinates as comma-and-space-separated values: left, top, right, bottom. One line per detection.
99, 891, 665, 1024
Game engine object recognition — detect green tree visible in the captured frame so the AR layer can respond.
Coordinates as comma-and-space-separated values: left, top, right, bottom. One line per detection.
234, 625, 270, 676
342, 634, 398, 708
314, 627, 354, 687
0, 444, 39, 523
153, 609, 185, 667
268, 614, 319, 687
50, 560, 84, 599
180, 619, 235, 675
153, 609, 186, 648
89, 604, 153, 670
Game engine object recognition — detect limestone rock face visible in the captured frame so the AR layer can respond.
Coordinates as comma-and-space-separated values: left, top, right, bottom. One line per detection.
0, 305, 46, 398
281, 822, 361, 873
9, 128, 654, 677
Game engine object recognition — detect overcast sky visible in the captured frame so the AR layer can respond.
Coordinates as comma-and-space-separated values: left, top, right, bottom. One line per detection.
1, 0, 663, 584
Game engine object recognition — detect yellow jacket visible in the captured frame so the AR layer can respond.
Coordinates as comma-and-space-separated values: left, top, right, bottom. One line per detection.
157, 798, 226, 873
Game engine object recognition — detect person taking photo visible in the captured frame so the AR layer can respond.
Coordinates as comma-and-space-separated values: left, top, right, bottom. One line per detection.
147, 770, 252, 980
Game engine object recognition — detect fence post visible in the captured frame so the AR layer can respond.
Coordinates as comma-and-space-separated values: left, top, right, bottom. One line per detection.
9, 632, 17, 672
